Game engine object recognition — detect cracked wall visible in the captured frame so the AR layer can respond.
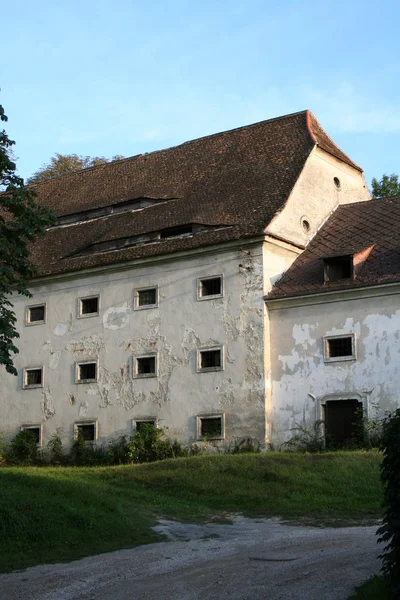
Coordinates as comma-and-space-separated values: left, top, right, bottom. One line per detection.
268, 292, 400, 447
2, 243, 269, 448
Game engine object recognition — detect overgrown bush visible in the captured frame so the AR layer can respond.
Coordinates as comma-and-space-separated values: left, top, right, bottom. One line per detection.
5, 430, 43, 466
47, 429, 64, 464
284, 421, 325, 453
128, 424, 186, 463
69, 430, 110, 466
228, 436, 261, 454
377, 409, 400, 598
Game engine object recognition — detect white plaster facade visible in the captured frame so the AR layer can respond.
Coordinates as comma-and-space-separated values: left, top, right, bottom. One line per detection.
1, 125, 376, 450
267, 285, 400, 447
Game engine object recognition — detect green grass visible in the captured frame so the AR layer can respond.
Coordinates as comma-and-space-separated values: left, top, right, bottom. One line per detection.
0, 451, 383, 572
348, 575, 389, 599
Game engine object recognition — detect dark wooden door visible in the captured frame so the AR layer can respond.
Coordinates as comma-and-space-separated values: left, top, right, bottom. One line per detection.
325, 400, 362, 446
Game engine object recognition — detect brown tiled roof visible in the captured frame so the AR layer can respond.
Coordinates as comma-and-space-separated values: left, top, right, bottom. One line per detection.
267, 197, 400, 300
29, 110, 360, 277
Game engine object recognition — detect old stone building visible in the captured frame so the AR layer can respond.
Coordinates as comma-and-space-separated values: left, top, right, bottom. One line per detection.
1, 110, 375, 449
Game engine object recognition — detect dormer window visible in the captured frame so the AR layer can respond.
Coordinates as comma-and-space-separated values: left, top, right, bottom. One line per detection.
324, 256, 353, 283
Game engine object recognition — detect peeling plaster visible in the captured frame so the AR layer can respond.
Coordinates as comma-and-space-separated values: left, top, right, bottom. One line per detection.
41, 388, 55, 420
103, 303, 130, 330
66, 334, 105, 356
79, 401, 89, 417
42, 342, 61, 370
271, 307, 400, 444
54, 314, 72, 336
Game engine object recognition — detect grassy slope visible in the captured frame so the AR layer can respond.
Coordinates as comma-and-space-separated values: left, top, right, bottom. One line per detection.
0, 451, 382, 572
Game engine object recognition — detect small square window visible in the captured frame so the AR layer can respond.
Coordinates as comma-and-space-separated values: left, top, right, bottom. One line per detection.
197, 275, 223, 300
23, 367, 44, 389
26, 304, 46, 325
135, 286, 158, 309
132, 418, 158, 433
21, 425, 42, 446
133, 355, 157, 378
75, 361, 98, 383
324, 256, 353, 283
74, 422, 97, 441
324, 334, 356, 362
197, 414, 224, 440
198, 347, 224, 372
79, 296, 99, 317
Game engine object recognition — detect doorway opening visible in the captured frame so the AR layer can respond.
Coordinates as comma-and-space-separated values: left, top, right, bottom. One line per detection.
323, 399, 363, 448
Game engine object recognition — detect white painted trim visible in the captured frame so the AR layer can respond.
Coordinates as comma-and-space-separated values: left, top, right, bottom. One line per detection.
196, 413, 225, 440
197, 274, 224, 301
197, 346, 224, 373
25, 303, 47, 326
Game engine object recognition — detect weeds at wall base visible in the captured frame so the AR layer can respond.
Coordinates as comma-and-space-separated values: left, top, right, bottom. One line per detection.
1, 427, 261, 468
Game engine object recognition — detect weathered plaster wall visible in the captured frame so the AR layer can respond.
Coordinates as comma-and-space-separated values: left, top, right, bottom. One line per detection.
265, 148, 371, 247
1, 243, 271, 449
268, 289, 400, 447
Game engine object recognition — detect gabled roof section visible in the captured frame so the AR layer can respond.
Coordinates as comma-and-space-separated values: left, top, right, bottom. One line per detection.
29, 110, 361, 277
267, 197, 400, 300
307, 111, 362, 172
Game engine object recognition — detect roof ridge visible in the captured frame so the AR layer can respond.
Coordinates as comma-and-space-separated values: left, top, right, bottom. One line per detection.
29, 110, 310, 189
307, 111, 363, 172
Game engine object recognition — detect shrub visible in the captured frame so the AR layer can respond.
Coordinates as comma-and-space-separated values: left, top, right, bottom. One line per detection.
228, 437, 261, 454
68, 430, 109, 466
127, 424, 185, 463
106, 435, 131, 465
377, 409, 400, 598
6, 430, 42, 466
47, 428, 64, 464
284, 421, 325, 453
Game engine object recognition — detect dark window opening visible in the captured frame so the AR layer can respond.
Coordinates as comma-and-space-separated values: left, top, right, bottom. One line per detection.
28, 305, 45, 323
25, 369, 42, 386
160, 225, 193, 239
136, 356, 156, 375
200, 277, 222, 297
80, 296, 99, 315
324, 400, 362, 447
200, 349, 222, 370
324, 256, 353, 283
138, 288, 157, 306
327, 337, 353, 358
22, 427, 40, 444
76, 423, 96, 441
78, 362, 97, 381
200, 417, 222, 438
135, 420, 156, 432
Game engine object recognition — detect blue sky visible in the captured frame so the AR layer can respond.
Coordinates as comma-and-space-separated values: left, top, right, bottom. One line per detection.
1, 0, 399, 186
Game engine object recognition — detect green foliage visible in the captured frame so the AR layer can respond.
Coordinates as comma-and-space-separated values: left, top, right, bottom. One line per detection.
371, 173, 400, 199
69, 430, 110, 466
348, 575, 389, 599
46, 429, 64, 464
285, 421, 325, 452
0, 102, 55, 375
127, 424, 186, 463
106, 435, 131, 465
228, 436, 261, 454
5, 430, 42, 466
377, 409, 400, 598
27, 152, 125, 184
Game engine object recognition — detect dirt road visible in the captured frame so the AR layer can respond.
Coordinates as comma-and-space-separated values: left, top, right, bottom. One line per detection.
0, 518, 381, 600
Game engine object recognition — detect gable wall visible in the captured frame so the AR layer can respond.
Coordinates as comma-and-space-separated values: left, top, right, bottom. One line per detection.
265, 147, 371, 248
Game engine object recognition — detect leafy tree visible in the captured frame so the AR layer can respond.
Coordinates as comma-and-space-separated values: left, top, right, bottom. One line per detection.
27, 152, 124, 184
371, 174, 400, 199
0, 103, 54, 375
